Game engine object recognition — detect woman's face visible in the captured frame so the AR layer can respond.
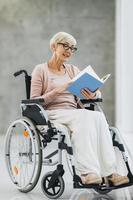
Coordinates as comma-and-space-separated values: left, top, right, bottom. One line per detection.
53, 42, 77, 62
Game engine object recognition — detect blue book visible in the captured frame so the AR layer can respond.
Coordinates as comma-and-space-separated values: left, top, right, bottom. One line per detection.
67, 65, 111, 99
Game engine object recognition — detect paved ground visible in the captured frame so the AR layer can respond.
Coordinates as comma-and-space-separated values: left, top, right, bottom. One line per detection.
0, 133, 133, 200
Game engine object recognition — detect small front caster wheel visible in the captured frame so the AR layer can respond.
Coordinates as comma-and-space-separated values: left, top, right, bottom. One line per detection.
41, 171, 65, 199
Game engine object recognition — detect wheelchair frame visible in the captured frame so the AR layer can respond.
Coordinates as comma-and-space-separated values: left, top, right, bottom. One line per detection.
5, 70, 133, 199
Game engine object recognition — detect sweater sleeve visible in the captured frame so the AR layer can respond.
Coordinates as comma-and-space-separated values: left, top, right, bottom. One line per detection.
30, 65, 61, 105
30, 65, 44, 99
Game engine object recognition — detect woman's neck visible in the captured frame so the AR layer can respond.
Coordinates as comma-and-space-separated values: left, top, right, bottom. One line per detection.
48, 55, 64, 71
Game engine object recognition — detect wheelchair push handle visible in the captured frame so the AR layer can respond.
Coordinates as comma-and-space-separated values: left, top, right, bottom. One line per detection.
14, 69, 31, 99
21, 98, 44, 105
14, 70, 28, 77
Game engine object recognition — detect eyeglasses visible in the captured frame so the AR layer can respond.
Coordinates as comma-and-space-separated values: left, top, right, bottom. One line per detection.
57, 43, 77, 53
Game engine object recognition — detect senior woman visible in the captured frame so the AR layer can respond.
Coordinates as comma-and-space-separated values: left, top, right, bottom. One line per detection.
30, 32, 129, 186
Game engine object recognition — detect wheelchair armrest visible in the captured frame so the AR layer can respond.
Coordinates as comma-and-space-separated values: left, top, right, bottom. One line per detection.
80, 98, 103, 111
21, 98, 44, 105
80, 98, 103, 104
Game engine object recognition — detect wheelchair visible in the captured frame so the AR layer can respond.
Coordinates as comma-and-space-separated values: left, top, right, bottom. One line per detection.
5, 69, 133, 199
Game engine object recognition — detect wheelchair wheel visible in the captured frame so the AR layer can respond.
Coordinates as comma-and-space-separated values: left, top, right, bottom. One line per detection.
5, 117, 42, 193
41, 171, 65, 199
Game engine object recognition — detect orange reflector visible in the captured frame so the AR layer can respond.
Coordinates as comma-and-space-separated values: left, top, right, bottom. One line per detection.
13, 165, 19, 175
23, 130, 29, 137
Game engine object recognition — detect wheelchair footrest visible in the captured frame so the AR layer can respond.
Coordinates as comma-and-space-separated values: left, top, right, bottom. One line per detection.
100, 181, 133, 191
73, 181, 101, 189
74, 181, 133, 191
73, 175, 101, 189
73, 174, 133, 190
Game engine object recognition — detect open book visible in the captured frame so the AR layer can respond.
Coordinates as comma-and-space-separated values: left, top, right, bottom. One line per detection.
67, 65, 111, 99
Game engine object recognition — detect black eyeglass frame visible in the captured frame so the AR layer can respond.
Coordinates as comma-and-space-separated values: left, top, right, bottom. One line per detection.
57, 42, 77, 53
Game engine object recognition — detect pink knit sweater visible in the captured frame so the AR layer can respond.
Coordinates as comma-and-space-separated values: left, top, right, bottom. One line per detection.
30, 62, 80, 110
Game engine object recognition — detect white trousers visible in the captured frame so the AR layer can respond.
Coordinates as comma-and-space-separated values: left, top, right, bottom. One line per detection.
47, 109, 117, 177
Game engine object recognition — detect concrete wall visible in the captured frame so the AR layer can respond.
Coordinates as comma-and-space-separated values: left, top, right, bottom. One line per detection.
0, 0, 115, 134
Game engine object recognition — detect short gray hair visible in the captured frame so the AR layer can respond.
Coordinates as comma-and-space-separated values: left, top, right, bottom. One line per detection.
50, 32, 77, 49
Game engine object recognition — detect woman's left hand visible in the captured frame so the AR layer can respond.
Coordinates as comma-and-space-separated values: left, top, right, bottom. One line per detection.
81, 88, 96, 99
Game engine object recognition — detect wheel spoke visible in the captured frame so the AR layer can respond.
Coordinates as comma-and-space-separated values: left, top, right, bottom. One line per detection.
55, 185, 60, 188
56, 182, 60, 186
52, 187, 56, 195
46, 177, 50, 182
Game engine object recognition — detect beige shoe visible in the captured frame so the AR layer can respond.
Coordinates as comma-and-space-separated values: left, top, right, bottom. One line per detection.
81, 173, 102, 185
107, 173, 129, 186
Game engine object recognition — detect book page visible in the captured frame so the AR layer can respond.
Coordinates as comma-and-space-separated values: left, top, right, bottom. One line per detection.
72, 65, 101, 81
101, 73, 111, 83
85, 65, 101, 81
